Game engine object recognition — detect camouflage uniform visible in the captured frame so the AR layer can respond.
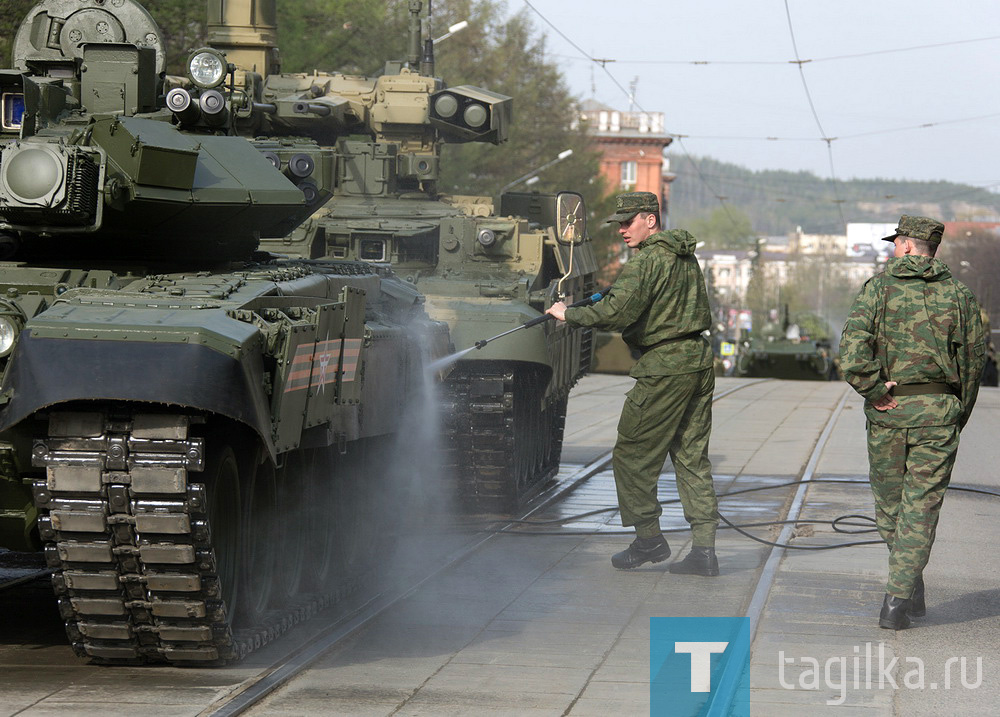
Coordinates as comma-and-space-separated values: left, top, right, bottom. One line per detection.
840, 215, 985, 600
565, 200, 718, 545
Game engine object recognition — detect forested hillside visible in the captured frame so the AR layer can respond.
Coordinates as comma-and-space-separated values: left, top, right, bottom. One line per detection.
668, 154, 1000, 236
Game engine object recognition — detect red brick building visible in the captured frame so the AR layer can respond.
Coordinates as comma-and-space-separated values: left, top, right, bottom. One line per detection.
579, 100, 674, 218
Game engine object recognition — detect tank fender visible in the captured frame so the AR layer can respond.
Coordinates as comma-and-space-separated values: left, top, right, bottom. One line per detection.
0, 332, 276, 456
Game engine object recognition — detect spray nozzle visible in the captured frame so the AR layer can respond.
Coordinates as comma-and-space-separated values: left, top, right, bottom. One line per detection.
470, 286, 610, 351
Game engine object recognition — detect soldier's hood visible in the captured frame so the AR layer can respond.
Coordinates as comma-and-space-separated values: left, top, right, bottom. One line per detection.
885, 255, 952, 281
643, 229, 698, 256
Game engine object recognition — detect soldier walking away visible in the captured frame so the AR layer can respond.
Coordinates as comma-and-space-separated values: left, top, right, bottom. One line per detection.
546, 192, 720, 575
840, 215, 986, 630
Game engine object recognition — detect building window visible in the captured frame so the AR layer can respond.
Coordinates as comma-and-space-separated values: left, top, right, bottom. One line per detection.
620, 160, 637, 187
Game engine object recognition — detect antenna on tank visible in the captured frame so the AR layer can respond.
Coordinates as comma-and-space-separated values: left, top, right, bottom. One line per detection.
407, 0, 423, 70
421, 0, 435, 76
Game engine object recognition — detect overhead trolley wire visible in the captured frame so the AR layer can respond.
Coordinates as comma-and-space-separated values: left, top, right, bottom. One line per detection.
550, 33, 1000, 66
521, 0, 746, 232
836, 111, 1000, 140
524, 1, 1000, 220
782, 0, 848, 225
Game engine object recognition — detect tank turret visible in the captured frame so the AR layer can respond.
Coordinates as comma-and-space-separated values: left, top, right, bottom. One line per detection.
0, 0, 451, 664
229, 0, 599, 510
1, 0, 333, 264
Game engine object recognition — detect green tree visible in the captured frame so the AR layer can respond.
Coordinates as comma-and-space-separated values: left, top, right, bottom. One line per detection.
780, 254, 864, 344
430, 2, 605, 209
275, 0, 392, 74
0, 0, 44, 67
685, 206, 755, 249
744, 245, 770, 335
938, 228, 1000, 322
144, 0, 208, 75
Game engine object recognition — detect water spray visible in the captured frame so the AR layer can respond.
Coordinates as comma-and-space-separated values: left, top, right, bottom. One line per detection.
472, 286, 611, 351
426, 287, 610, 374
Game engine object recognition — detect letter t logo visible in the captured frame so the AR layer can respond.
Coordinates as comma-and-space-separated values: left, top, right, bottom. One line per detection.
674, 642, 729, 692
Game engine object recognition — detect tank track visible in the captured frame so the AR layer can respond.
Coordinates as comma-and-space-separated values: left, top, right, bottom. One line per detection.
30, 410, 367, 664
442, 364, 569, 513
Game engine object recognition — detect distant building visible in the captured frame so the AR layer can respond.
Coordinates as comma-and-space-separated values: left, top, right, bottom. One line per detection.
846, 221, 1000, 258
790, 226, 848, 255
846, 223, 896, 259
698, 250, 756, 308
943, 221, 1000, 239
578, 100, 674, 218
761, 235, 791, 254
698, 240, 881, 337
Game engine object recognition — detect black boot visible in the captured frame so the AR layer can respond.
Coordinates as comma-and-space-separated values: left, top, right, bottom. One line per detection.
668, 546, 720, 577
611, 534, 671, 569
909, 575, 925, 618
879, 594, 912, 630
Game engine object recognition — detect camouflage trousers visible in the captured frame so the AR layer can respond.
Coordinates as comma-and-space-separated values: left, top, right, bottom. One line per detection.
867, 423, 960, 598
612, 368, 718, 545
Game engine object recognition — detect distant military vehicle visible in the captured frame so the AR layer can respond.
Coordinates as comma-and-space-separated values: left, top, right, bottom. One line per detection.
735, 307, 836, 380
0, 0, 448, 663
211, 0, 600, 511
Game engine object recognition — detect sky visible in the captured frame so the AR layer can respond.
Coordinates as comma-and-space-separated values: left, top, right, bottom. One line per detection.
506, 0, 1000, 187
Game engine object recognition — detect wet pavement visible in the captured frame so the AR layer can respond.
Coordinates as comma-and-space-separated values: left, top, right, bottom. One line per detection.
245, 377, 999, 716
2, 376, 998, 716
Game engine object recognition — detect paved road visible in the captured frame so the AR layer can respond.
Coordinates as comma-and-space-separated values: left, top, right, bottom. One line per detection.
2, 376, 997, 716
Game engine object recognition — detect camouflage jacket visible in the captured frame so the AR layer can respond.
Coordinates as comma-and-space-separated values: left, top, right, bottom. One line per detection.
565, 229, 712, 377
840, 255, 985, 428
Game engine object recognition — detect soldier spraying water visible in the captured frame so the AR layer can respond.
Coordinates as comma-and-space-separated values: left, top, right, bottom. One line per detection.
546, 192, 721, 575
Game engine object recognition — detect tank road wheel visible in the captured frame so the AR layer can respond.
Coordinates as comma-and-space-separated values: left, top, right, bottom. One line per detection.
205, 445, 244, 628
510, 375, 532, 501
444, 363, 561, 513
299, 448, 337, 592
238, 454, 278, 626
516, 369, 546, 498
541, 393, 570, 475
273, 450, 308, 605
325, 445, 365, 582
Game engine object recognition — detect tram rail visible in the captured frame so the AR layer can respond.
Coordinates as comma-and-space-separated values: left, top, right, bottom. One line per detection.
5, 376, 854, 717
201, 378, 776, 715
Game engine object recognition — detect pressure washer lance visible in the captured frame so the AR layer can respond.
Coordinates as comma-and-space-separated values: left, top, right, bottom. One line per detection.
473, 286, 612, 350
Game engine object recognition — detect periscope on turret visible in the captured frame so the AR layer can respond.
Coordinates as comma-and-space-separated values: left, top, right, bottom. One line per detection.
0, 0, 452, 665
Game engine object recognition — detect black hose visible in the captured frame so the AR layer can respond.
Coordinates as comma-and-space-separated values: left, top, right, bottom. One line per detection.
484, 478, 999, 551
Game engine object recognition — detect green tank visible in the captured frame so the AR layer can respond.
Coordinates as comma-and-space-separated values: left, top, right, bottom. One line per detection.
734, 308, 836, 380
0, 0, 450, 663
219, 0, 600, 511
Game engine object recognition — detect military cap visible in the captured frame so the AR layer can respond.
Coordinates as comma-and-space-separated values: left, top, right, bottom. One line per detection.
882, 215, 945, 244
604, 191, 660, 224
